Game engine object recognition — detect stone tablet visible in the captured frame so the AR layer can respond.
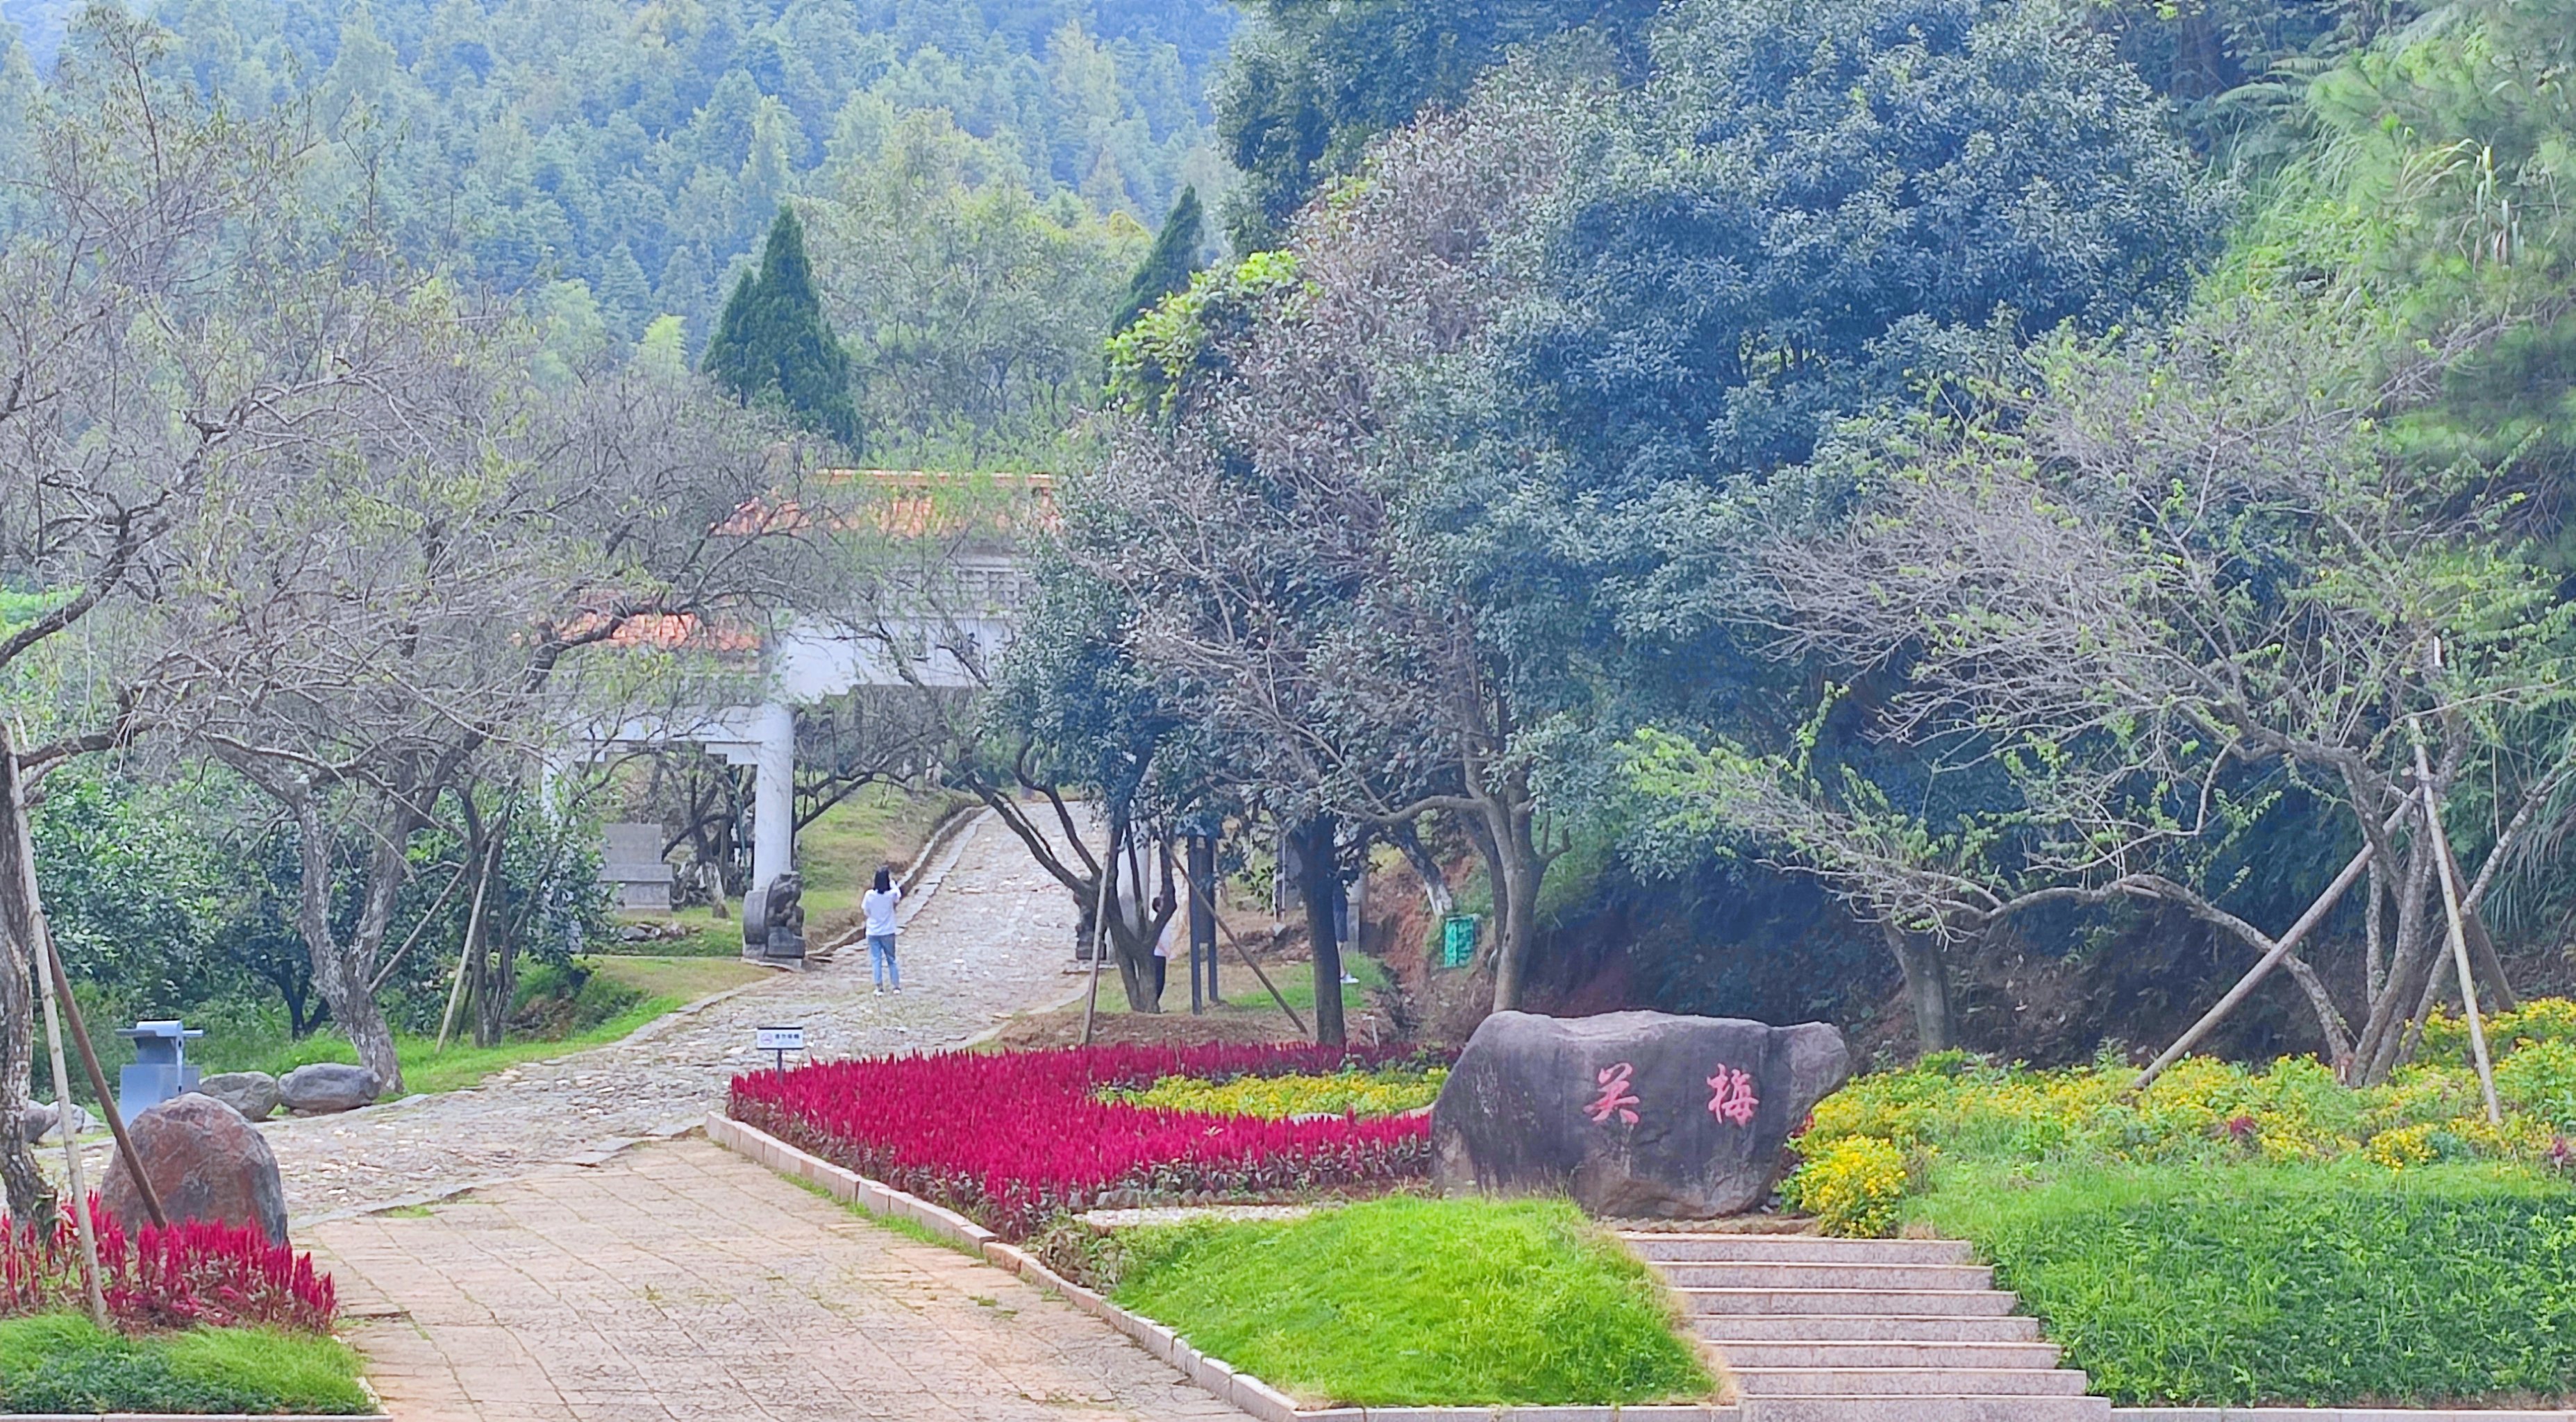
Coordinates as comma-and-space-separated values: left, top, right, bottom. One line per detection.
280, 1062, 381, 1115
1431, 1009, 1849, 1217
102, 1093, 289, 1242
196, 1071, 283, 1121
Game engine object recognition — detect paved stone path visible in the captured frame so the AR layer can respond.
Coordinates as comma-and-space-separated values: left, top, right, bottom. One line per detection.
270, 810, 1089, 1223
317, 1139, 1244, 1422
273, 809, 1245, 1421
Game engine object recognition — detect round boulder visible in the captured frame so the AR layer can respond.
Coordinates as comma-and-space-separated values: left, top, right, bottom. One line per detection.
1431, 1009, 1850, 1218
280, 1062, 380, 1116
194, 1071, 283, 1121
101, 1093, 288, 1241
22, 1101, 92, 1143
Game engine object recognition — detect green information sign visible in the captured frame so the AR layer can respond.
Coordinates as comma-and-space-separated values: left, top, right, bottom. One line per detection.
1440, 914, 1479, 969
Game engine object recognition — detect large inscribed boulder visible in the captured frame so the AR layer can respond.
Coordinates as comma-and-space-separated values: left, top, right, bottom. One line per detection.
101, 1093, 289, 1242
281, 1063, 380, 1115
1432, 1010, 1849, 1217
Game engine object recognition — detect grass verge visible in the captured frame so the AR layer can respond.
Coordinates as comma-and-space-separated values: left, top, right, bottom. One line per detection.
0, 1314, 369, 1414
240, 989, 680, 1095
1110, 1196, 1714, 1408
1913, 1159, 2576, 1407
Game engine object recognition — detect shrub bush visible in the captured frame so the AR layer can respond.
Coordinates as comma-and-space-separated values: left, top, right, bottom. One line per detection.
1103, 1065, 1447, 1119
1916, 1162, 2576, 1406
730, 1044, 1446, 1239
1782, 1135, 1912, 1237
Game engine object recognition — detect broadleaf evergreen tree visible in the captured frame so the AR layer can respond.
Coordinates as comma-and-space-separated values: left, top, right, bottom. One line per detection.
703, 208, 863, 449
1112, 185, 1204, 335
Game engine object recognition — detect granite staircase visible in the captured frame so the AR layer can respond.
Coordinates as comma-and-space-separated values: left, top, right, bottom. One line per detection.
1620, 1231, 2111, 1422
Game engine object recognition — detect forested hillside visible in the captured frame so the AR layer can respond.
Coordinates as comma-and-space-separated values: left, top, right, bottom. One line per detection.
0, 0, 1230, 451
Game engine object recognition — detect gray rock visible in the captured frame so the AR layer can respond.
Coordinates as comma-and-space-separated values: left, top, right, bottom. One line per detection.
22, 1101, 92, 1143
279, 1062, 381, 1115
1431, 1009, 1850, 1218
195, 1071, 282, 1121
102, 1093, 288, 1241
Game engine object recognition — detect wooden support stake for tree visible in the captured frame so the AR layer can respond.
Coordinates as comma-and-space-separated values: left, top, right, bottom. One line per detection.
1216, 918, 1307, 1039
2417, 741, 2502, 1123
2, 727, 164, 1246
435, 827, 506, 1055
1079, 823, 1116, 1047
2134, 801, 2414, 1092
31, 920, 105, 1328
42, 933, 163, 1228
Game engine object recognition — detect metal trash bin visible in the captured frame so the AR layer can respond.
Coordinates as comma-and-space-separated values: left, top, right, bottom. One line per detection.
117, 1020, 204, 1120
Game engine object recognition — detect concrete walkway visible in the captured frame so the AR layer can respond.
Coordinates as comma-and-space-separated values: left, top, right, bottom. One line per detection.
313, 1138, 1242, 1422
292, 808, 1244, 1421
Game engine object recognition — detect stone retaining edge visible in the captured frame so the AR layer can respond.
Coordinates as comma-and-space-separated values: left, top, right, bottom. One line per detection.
705, 1112, 1737, 1422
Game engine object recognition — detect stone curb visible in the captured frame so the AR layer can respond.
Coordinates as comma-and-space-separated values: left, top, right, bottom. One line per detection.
705, 1112, 1737, 1422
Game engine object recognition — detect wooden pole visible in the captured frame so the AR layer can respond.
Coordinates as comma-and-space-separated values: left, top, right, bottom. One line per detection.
31, 923, 104, 1328
1079, 819, 1115, 1046
435, 826, 506, 1054
1217, 918, 1308, 1038
2416, 739, 2502, 1123
1, 727, 163, 1235
41, 934, 163, 1228
2134, 801, 2411, 1092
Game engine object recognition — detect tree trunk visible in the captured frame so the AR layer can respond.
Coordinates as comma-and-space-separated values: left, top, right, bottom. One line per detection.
0, 737, 61, 1221
1882, 921, 1953, 1053
1294, 814, 1345, 1046
1487, 801, 1544, 1014
1387, 821, 1454, 917
292, 800, 405, 1092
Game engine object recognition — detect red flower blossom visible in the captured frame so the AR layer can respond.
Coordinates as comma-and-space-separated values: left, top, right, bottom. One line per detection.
0, 1197, 335, 1333
730, 1043, 1445, 1239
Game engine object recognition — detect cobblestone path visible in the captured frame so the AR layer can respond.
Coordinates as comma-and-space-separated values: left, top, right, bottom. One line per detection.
271, 809, 1089, 1223
276, 808, 1243, 1420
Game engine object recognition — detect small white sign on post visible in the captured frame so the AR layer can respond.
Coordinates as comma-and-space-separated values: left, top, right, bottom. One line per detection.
755, 1026, 807, 1072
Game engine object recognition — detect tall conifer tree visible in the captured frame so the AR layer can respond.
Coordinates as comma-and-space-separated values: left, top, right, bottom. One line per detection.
1111, 185, 1204, 334
703, 208, 862, 448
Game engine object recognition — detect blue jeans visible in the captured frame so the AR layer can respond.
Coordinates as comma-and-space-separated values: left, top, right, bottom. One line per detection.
869, 934, 900, 989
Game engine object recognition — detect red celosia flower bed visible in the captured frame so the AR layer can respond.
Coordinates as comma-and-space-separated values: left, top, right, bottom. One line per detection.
0, 1198, 336, 1333
730, 1043, 1444, 1239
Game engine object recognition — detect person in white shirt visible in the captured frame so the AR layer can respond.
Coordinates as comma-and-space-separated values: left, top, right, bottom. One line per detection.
861, 867, 902, 993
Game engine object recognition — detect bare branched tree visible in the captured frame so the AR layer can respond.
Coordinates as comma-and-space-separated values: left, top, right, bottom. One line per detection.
1634, 303, 2576, 1078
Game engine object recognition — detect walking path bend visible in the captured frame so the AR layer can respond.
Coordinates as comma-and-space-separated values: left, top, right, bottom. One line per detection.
282, 811, 1248, 1421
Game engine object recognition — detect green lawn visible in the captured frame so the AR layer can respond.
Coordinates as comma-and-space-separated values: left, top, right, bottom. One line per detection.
232, 989, 683, 1096
1913, 1159, 2576, 1407
1110, 1196, 1714, 1408
0, 1314, 369, 1414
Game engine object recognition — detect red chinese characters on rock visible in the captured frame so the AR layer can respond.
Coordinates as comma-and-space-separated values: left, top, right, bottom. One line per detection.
1585, 1062, 1641, 1125
1706, 1066, 1759, 1127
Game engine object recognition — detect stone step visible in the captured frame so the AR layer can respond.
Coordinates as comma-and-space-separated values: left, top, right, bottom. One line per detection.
1622, 1233, 1975, 1266
1707, 1340, 2063, 1371
1677, 1287, 2018, 1316
1742, 1395, 2113, 1422
1696, 1313, 2041, 1344
1730, 1366, 2093, 1398
1657, 1260, 1993, 1291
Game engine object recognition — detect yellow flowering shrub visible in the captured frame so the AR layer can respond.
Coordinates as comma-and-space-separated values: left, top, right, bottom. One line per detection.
1787, 999, 2576, 1223
1107, 1066, 1448, 1119
2365, 1123, 2441, 1169
1782, 1135, 1913, 1237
